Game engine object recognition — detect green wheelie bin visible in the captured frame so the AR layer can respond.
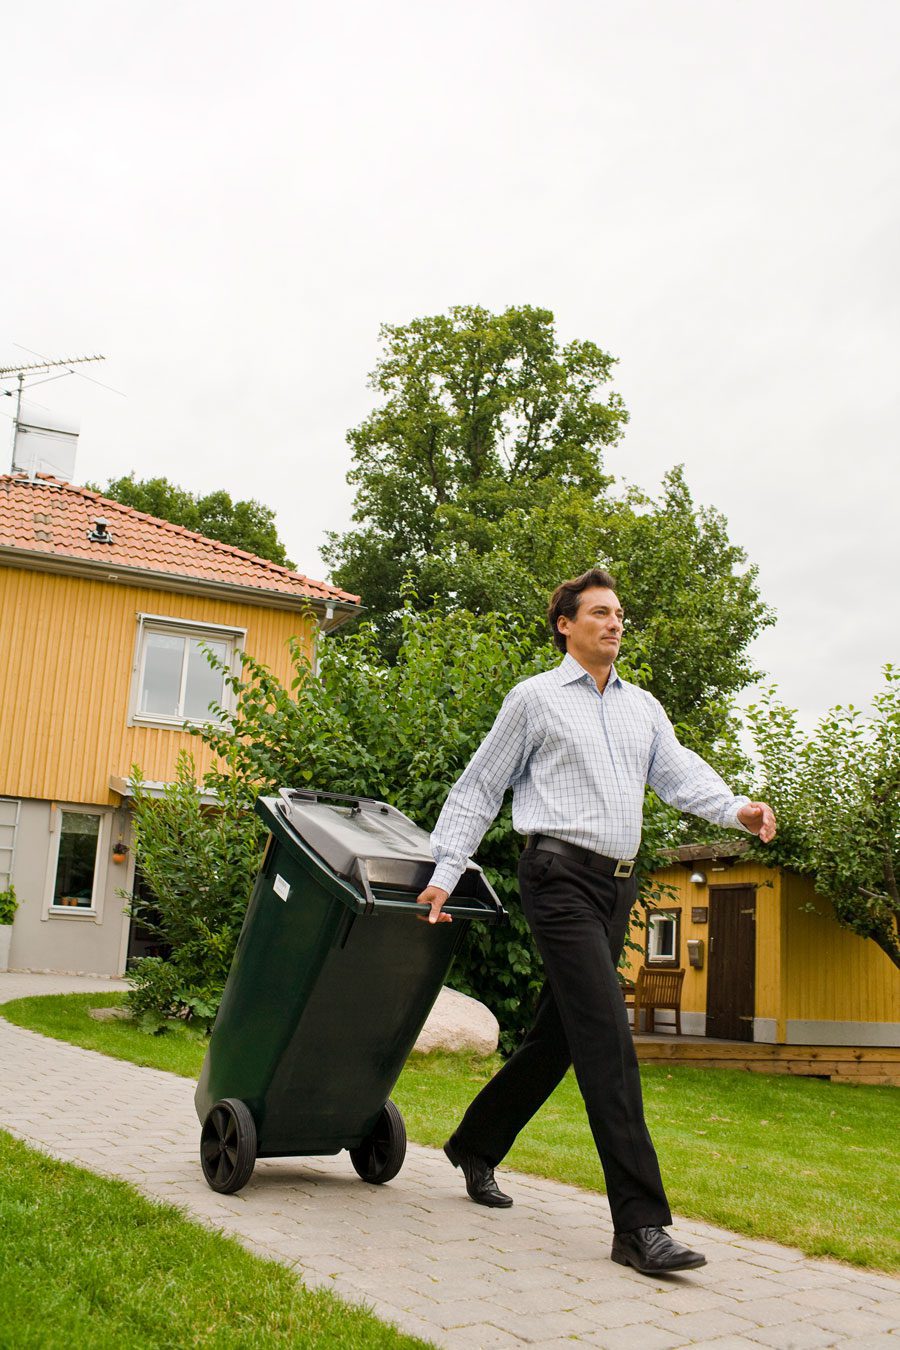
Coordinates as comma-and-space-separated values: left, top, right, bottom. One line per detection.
195, 788, 507, 1194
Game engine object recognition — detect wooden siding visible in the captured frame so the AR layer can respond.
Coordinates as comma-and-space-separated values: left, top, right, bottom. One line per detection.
626, 860, 900, 1034
633, 1038, 900, 1086
780, 870, 900, 1025
0, 565, 315, 805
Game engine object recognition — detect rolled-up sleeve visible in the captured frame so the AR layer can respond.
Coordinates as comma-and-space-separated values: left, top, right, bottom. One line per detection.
646, 699, 750, 832
429, 688, 533, 894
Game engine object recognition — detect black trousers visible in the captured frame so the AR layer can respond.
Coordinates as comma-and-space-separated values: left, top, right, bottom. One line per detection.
452, 847, 672, 1233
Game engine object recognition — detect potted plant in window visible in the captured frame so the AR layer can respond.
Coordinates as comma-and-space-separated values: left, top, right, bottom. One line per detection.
0, 884, 17, 972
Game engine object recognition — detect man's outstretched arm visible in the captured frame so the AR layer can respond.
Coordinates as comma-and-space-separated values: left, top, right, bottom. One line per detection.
647, 700, 777, 842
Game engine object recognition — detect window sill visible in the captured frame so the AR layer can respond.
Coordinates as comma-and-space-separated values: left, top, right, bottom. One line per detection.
129, 715, 222, 732
48, 907, 98, 919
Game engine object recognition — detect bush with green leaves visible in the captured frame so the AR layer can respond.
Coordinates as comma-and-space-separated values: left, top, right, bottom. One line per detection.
124, 757, 266, 1028
0, 885, 17, 925
745, 665, 900, 968
124, 957, 220, 1033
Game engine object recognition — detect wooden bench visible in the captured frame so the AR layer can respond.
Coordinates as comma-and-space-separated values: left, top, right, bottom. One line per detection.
623, 967, 685, 1035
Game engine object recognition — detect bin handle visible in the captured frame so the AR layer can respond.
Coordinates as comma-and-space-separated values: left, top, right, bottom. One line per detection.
275, 789, 504, 923
278, 787, 387, 817
350, 857, 376, 915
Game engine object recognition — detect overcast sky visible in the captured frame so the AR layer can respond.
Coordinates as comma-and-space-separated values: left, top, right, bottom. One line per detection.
3, 0, 898, 732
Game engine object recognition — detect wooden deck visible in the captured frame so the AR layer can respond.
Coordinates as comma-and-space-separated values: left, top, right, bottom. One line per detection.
632, 1033, 900, 1086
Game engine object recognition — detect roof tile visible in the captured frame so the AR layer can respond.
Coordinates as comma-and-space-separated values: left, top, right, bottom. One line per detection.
0, 474, 360, 606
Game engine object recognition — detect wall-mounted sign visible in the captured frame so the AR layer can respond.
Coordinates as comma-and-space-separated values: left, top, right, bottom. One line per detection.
691, 906, 708, 924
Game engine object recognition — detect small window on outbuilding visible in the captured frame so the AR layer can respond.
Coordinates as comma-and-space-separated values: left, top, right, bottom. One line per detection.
646, 909, 681, 966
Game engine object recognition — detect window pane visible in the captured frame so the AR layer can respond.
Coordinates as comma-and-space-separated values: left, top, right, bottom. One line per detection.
649, 913, 676, 960
183, 639, 227, 721
54, 812, 100, 908
141, 632, 185, 716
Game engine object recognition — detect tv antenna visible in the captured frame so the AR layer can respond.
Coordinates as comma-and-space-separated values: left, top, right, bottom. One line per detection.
1, 353, 106, 476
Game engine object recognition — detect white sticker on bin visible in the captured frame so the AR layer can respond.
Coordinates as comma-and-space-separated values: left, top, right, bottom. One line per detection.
273, 874, 291, 902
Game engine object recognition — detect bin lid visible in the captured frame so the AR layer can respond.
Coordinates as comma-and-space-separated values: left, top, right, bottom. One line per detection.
274, 789, 475, 889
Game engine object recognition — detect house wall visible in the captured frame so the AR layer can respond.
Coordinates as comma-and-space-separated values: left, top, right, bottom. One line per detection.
780, 870, 900, 1046
0, 565, 315, 805
7, 797, 135, 977
1, 564, 319, 976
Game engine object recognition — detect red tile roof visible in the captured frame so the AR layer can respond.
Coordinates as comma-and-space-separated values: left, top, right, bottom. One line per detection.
0, 474, 360, 606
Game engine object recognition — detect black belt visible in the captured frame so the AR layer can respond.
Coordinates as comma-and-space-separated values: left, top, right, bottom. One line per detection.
525, 834, 635, 878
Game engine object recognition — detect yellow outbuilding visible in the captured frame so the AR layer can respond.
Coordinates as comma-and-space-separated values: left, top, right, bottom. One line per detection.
621, 841, 900, 1082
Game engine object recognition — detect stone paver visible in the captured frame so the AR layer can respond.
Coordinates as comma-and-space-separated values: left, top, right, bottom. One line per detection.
1, 971, 898, 1348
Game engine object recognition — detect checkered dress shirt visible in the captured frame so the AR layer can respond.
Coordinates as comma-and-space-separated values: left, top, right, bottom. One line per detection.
429, 653, 749, 894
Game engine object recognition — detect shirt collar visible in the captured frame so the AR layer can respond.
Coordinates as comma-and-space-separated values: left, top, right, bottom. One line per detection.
557, 652, 622, 691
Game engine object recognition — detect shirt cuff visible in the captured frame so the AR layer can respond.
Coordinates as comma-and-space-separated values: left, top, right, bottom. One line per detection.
428, 861, 466, 895
726, 796, 752, 832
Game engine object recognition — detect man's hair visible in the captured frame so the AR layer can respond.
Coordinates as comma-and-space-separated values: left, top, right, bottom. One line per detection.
547, 568, 618, 654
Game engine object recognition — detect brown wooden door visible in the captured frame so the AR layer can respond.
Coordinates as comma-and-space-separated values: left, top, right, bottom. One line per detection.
706, 886, 756, 1041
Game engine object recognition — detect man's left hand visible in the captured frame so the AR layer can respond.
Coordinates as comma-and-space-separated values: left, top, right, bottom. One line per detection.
737, 801, 777, 843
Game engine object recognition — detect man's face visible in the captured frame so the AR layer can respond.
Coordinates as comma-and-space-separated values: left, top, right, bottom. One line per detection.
557, 586, 624, 666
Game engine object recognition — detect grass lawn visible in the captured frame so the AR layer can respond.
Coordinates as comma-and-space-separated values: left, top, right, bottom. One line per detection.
395, 1051, 900, 1273
3, 992, 898, 1273
0, 1128, 430, 1349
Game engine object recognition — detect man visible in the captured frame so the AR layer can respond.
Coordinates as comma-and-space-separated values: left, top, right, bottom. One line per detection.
417, 568, 776, 1275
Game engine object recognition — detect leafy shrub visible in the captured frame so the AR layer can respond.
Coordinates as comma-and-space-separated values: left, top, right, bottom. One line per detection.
125, 957, 221, 1034
0, 885, 17, 926
745, 667, 900, 969
124, 756, 265, 1029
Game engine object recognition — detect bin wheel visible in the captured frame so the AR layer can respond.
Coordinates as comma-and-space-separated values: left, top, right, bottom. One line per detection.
349, 1099, 406, 1184
201, 1098, 257, 1194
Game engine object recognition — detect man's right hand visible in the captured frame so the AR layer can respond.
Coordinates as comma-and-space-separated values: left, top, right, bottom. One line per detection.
416, 885, 452, 924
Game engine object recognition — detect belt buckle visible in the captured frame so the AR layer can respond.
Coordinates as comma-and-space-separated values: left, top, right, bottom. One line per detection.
614, 859, 634, 879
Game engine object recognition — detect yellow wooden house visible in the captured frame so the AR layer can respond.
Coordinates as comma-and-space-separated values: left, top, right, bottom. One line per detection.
622, 841, 900, 1063
0, 472, 361, 977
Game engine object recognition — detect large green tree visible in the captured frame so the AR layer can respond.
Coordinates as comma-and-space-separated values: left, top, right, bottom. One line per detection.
324, 304, 773, 753
745, 668, 900, 969
419, 466, 770, 751
322, 303, 627, 643
91, 474, 295, 568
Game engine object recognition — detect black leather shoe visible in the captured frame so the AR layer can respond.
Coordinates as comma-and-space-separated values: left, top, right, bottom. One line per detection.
611, 1226, 706, 1274
443, 1138, 513, 1208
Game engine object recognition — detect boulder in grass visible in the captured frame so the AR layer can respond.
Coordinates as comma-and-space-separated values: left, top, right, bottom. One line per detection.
88, 1006, 133, 1021
414, 986, 499, 1055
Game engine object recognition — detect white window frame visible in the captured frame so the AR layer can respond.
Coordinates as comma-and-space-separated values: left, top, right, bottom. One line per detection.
0, 797, 20, 890
646, 909, 680, 965
128, 613, 245, 730
43, 805, 111, 922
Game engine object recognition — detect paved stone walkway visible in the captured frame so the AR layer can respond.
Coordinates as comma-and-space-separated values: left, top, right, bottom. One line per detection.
1, 972, 898, 1349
